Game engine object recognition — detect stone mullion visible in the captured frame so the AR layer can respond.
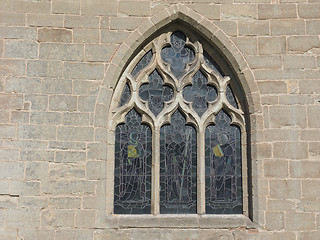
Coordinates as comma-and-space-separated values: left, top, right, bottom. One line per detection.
151, 126, 160, 215
197, 127, 206, 215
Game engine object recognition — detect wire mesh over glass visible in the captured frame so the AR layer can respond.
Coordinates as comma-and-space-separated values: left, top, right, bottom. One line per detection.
161, 31, 195, 79
139, 70, 174, 116
114, 109, 152, 214
205, 110, 242, 214
183, 70, 217, 117
160, 111, 197, 214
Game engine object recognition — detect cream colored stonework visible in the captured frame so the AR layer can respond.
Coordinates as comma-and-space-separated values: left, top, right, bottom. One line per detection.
0, 1, 320, 239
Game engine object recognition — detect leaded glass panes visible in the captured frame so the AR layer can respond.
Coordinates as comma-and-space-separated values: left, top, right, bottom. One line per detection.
205, 110, 242, 214
160, 111, 197, 213
114, 109, 152, 214
226, 85, 238, 109
183, 70, 217, 117
118, 83, 131, 107
139, 70, 174, 116
112, 29, 245, 216
161, 31, 195, 78
131, 50, 153, 78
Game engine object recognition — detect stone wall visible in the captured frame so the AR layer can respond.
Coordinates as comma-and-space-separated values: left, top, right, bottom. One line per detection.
0, 0, 320, 239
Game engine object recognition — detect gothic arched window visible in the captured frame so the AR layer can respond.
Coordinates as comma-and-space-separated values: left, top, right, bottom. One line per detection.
109, 29, 245, 215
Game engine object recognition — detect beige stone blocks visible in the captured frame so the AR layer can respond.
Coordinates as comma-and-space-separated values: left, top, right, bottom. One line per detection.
81, 0, 117, 16
118, 1, 150, 16
0, 1, 319, 238
258, 4, 297, 19
38, 28, 72, 43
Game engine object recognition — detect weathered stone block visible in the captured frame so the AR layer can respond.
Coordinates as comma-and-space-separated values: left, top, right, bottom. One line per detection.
258, 36, 286, 55
73, 29, 99, 43
5, 40, 38, 59
64, 16, 99, 29
49, 95, 77, 111
38, 28, 72, 43
81, 0, 117, 16
308, 106, 320, 128
64, 62, 104, 80
17, 125, 56, 140
52, 0, 80, 14
258, 4, 297, 19
110, 17, 144, 31
27, 14, 63, 27
49, 162, 85, 179
0, 149, 19, 161
0, 162, 24, 179
27, 60, 62, 78
7, 209, 40, 229
75, 210, 96, 228
25, 162, 49, 180
85, 44, 117, 62
42, 79, 72, 94
221, 4, 257, 20
269, 106, 307, 128
24, 94, 48, 111
55, 151, 86, 163
0, 125, 16, 139
298, 3, 320, 18
286, 213, 315, 231
271, 20, 305, 35
39, 43, 84, 61
238, 21, 269, 36
57, 126, 94, 141
119, 1, 150, 16
264, 159, 288, 178
265, 211, 284, 230
63, 112, 90, 126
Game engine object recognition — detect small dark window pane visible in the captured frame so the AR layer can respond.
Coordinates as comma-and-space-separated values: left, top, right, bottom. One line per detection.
139, 70, 174, 116
114, 109, 152, 214
160, 110, 197, 214
131, 50, 153, 78
205, 110, 242, 214
226, 85, 238, 109
183, 70, 217, 117
118, 83, 131, 107
161, 31, 195, 79
203, 51, 224, 75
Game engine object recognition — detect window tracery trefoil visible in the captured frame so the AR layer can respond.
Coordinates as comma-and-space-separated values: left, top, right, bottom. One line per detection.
111, 30, 245, 215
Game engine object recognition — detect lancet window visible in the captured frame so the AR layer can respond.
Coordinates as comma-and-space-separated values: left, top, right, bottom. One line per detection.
110, 30, 245, 215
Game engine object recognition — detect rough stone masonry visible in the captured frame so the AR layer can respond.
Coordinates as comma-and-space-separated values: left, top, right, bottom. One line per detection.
0, 0, 320, 239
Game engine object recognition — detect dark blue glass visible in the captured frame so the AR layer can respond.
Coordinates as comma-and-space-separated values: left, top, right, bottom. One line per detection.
160, 111, 197, 214
139, 70, 174, 116
205, 110, 242, 214
131, 50, 153, 78
118, 83, 131, 107
114, 109, 152, 214
161, 31, 195, 79
183, 70, 217, 117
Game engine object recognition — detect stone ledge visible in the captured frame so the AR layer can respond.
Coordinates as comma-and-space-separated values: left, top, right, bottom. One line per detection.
105, 214, 257, 229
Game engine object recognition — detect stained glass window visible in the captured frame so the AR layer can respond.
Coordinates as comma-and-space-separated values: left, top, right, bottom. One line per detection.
114, 109, 152, 214
118, 83, 131, 107
131, 50, 153, 78
160, 111, 197, 214
139, 70, 174, 116
205, 110, 242, 214
161, 31, 195, 78
112, 30, 245, 216
183, 70, 217, 117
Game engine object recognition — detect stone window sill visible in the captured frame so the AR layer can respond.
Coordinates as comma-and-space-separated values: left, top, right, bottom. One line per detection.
105, 214, 257, 229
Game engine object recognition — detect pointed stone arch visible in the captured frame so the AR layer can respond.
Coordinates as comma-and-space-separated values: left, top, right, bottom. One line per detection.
95, 3, 263, 225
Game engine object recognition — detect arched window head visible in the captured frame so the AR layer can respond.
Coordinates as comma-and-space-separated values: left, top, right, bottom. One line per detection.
109, 29, 246, 215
